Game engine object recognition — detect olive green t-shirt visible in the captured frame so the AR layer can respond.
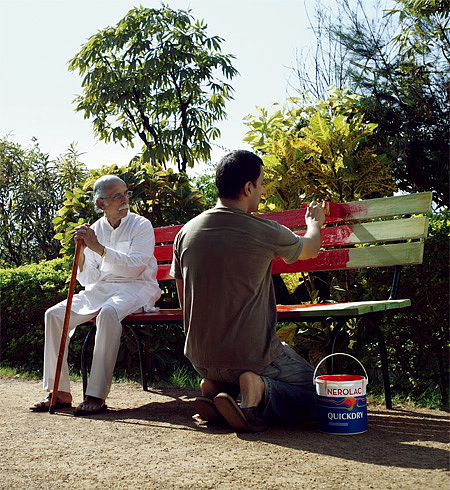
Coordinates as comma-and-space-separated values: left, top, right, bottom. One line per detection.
170, 206, 303, 370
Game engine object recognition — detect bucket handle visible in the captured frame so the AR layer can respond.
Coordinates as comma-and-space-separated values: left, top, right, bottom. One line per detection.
313, 353, 368, 384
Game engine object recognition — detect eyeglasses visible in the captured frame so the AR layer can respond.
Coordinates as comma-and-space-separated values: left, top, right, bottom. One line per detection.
100, 190, 133, 201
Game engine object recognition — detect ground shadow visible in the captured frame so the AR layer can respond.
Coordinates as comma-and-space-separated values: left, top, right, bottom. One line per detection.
239, 407, 449, 471
70, 386, 231, 435
68, 385, 449, 471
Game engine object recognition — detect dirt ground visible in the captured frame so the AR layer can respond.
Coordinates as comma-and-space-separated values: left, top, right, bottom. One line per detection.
0, 376, 448, 489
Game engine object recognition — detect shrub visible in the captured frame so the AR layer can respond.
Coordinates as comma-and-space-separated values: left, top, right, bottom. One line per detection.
0, 259, 73, 371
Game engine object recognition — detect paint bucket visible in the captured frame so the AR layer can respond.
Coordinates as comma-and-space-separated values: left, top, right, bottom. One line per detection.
313, 353, 368, 435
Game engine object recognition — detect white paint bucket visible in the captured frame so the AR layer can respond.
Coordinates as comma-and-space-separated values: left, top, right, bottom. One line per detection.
314, 353, 369, 435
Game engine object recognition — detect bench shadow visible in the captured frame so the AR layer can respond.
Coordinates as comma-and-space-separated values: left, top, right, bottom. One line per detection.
73, 387, 449, 471
82, 386, 231, 434
238, 407, 450, 471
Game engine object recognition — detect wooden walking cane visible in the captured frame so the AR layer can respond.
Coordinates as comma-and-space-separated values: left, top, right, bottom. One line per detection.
49, 239, 83, 414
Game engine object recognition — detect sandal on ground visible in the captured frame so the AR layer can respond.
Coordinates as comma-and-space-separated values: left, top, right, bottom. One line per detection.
73, 398, 107, 417
30, 394, 72, 412
214, 392, 268, 432
194, 396, 224, 423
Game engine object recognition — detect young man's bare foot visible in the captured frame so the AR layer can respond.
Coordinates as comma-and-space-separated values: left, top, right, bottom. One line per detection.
200, 378, 232, 399
239, 371, 265, 408
213, 372, 268, 432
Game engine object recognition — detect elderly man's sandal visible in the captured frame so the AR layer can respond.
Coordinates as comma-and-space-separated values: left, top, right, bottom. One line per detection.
30, 395, 72, 412
73, 400, 107, 416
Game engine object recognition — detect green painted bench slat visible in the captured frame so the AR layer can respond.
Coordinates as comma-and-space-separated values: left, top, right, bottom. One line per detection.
82, 192, 432, 409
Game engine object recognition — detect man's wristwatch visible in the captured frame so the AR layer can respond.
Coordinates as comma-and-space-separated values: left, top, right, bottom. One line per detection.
100, 247, 106, 259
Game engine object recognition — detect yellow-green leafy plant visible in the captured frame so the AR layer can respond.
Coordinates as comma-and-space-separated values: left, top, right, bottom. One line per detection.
244, 87, 397, 211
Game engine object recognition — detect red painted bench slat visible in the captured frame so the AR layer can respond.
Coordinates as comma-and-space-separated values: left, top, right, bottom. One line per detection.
83, 192, 431, 408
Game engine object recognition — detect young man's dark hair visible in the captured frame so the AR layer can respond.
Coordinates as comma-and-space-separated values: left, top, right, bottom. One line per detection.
215, 150, 264, 200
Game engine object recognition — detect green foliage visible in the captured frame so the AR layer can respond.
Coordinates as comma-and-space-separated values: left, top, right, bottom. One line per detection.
141, 323, 188, 383
244, 88, 397, 211
243, 102, 302, 154
0, 137, 89, 266
190, 161, 218, 209
388, 0, 450, 62
0, 259, 73, 371
53, 160, 205, 258
68, 4, 238, 172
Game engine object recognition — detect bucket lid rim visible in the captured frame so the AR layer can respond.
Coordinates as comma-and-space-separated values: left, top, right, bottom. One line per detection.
316, 374, 367, 381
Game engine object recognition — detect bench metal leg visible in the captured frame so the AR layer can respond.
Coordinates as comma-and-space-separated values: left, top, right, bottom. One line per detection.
81, 324, 96, 399
366, 316, 393, 409
124, 324, 148, 391
81, 323, 148, 397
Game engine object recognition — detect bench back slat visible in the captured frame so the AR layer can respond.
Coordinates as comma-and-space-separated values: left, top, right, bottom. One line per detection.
152, 192, 431, 281
154, 224, 183, 244
154, 244, 174, 262
272, 242, 425, 274
308, 216, 429, 247
331, 192, 432, 222
260, 192, 432, 227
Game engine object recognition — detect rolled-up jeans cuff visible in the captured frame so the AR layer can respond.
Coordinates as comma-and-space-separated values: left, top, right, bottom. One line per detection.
260, 375, 317, 424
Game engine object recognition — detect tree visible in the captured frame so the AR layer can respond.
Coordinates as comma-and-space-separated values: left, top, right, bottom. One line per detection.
190, 162, 218, 209
243, 88, 397, 210
0, 137, 88, 267
54, 143, 90, 192
291, 1, 353, 100
294, 0, 449, 207
68, 4, 238, 172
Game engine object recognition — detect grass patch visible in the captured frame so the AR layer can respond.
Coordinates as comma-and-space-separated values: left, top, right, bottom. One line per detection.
0, 366, 41, 379
168, 365, 201, 389
367, 382, 444, 410
0, 365, 84, 382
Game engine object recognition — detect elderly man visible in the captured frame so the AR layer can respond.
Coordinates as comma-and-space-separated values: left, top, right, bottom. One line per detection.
31, 175, 160, 415
170, 150, 325, 432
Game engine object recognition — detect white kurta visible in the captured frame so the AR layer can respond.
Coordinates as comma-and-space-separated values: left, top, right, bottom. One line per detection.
66, 211, 161, 319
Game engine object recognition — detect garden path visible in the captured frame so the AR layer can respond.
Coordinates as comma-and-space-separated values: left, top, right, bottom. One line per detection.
0, 377, 448, 489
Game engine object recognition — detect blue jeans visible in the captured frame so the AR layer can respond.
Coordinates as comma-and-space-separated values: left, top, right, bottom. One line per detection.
194, 344, 317, 424
258, 345, 317, 424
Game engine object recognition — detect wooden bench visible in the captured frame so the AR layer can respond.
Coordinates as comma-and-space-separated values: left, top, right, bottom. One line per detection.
81, 192, 432, 408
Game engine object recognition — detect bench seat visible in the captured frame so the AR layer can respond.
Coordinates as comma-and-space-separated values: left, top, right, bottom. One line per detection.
81, 192, 432, 408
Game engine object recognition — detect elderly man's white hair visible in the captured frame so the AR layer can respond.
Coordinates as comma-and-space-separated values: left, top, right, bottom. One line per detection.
93, 175, 126, 213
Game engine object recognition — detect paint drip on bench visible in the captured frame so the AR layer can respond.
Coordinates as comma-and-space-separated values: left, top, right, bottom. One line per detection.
313, 353, 368, 435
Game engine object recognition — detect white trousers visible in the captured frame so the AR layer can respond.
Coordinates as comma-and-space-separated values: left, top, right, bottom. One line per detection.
43, 302, 122, 400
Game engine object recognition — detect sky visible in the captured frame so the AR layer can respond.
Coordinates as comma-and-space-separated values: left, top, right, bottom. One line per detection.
1, 0, 318, 173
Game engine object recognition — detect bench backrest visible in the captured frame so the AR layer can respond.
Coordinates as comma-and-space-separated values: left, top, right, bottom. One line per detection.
153, 192, 432, 281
